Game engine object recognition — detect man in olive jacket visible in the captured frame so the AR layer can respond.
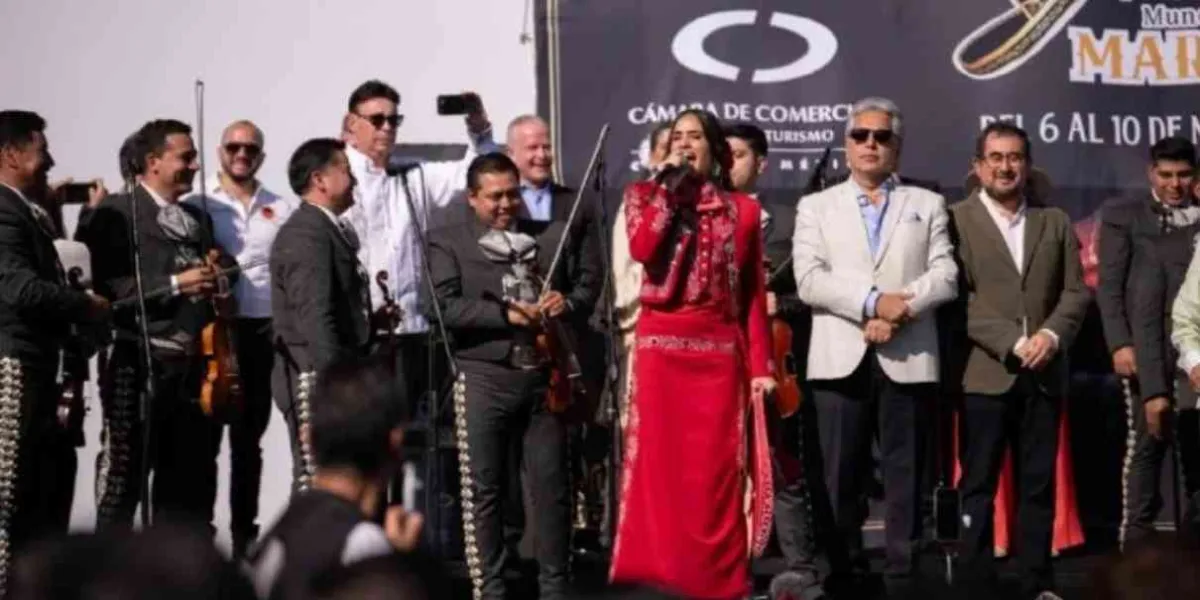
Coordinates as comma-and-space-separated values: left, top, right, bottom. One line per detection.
947, 122, 1090, 599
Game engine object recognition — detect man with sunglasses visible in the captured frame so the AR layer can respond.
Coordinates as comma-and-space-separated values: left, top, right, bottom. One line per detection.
184, 119, 298, 558
339, 80, 498, 448
792, 97, 958, 594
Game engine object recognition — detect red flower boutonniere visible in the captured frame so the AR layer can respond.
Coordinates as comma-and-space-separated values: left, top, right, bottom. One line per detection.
261, 206, 275, 220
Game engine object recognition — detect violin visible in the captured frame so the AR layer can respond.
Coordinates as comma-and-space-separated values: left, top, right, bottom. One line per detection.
199, 249, 244, 422
767, 257, 802, 418
527, 267, 590, 417
374, 271, 403, 334
194, 79, 244, 422
59, 265, 91, 441
766, 144, 833, 418
537, 313, 587, 415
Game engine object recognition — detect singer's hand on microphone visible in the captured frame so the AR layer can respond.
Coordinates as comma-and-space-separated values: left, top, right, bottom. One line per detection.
661, 152, 687, 170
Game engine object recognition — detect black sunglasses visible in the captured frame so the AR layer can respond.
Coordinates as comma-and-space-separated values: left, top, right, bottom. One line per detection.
848, 128, 895, 144
223, 142, 262, 157
357, 112, 403, 130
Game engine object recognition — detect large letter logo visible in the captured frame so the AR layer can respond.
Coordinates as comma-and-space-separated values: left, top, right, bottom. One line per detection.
672, 10, 838, 83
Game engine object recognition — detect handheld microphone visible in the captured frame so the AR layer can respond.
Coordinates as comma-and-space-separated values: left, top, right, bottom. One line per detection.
654, 155, 694, 194
386, 150, 422, 176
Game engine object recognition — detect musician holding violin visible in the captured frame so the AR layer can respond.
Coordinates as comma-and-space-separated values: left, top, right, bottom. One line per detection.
78, 119, 237, 532
184, 119, 298, 558
0, 111, 111, 590
425, 152, 580, 600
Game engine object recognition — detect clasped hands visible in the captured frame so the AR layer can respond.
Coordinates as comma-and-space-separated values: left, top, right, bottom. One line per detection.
863, 292, 914, 345
1013, 330, 1057, 372
507, 291, 567, 327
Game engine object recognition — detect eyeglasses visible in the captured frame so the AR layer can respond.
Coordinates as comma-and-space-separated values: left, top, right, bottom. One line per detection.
848, 128, 895, 144
223, 142, 262, 157
356, 112, 403, 130
982, 152, 1027, 166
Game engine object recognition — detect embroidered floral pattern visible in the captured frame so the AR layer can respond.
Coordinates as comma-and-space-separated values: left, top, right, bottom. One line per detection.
637, 334, 736, 355
610, 363, 640, 579
624, 181, 743, 310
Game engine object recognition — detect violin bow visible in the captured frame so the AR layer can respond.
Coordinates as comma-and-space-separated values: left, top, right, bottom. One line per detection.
194, 79, 216, 254
538, 123, 610, 297
111, 258, 267, 310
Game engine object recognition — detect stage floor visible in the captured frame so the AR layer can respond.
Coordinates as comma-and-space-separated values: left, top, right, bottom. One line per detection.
436, 545, 1113, 599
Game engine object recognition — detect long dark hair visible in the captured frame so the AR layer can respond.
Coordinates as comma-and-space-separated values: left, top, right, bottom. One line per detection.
669, 109, 733, 191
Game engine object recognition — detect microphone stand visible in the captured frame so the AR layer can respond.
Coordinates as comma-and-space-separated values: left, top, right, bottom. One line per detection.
588, 136, 622, 550
126, 174, 157, 528
398, 165, 461, 557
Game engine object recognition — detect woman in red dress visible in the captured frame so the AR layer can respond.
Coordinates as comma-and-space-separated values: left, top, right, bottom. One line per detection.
609, 109, 776, 599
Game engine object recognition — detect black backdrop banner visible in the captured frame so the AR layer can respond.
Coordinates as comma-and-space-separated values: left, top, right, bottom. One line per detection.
536, 0, 1200, 218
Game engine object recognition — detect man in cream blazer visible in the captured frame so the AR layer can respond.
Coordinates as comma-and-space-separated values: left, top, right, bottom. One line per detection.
792, 97, 957, 590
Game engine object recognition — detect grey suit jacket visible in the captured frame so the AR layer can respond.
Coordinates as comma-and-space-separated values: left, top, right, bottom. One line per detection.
1097, 194, 1166, 354
948, 193, 1091, 396
1128, 219, 1200, 403
792, 180, 958, 383
270, 202, 372, 376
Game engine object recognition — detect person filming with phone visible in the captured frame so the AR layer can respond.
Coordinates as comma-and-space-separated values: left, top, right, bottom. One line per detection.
338, 81, 499, 437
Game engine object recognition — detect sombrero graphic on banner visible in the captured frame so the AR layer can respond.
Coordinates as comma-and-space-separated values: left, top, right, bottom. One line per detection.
952, 0, 1089, 80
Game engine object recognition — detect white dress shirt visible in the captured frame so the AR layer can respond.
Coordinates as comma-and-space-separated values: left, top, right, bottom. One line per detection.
978, 189, 1027, 275
520, 182, 553, 222
185, 175, 298, 318
979, 189, 1059, 350
341, 132, 498, 334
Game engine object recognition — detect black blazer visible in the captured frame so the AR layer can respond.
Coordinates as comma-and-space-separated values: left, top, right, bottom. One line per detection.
0, 185, 91, 361
1097, 195, 1178, 356
1126, 214, 1200, 402
270, 202, 371, 374
76, 187, 230, 354
426, 211, 584, 365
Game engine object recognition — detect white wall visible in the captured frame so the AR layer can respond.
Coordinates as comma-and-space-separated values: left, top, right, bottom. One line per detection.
0, 0, 537, 549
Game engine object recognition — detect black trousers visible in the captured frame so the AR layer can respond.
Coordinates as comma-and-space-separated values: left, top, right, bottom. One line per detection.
459, 360, 569, 600
770, 385, 821, 574
811, 352, 928, 578
378, 333, 446, 508
1122, 374, 1200, 544
95, 342, 222, 533
228, 318, 275, 548
958, 378, 1058, 594
6, 357, 75, 559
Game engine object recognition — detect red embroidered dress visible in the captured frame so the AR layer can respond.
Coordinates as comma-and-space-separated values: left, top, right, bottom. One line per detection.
609, 180, 774, 599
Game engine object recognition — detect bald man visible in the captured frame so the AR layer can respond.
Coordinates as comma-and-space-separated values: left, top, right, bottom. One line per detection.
501, 116, 604, 564
185, 120, 299, 557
